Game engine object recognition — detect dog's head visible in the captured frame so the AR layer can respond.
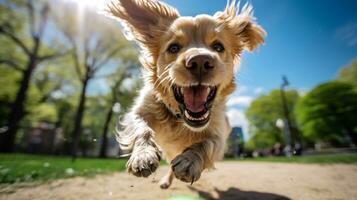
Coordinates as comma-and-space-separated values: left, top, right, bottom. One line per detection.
108, 0, 266, 131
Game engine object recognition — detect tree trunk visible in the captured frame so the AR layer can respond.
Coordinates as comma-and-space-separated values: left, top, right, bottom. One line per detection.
0, 58, 36, 152
99, 101, 115, 158
71, 78, 89, 160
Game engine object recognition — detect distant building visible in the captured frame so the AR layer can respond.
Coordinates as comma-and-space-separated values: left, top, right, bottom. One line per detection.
106, 136, 122, 157
232, 127, 244, 141
225, 126, 244, 158
23, 122, 64, 154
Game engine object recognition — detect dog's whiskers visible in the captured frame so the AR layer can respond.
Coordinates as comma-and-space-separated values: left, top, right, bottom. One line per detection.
158, 74, 171, 86
153, 63, 174, 89
154, 74, 172, 94
169, 78, 176, 92
153, 72, 167, 87
153, 71, 169, 89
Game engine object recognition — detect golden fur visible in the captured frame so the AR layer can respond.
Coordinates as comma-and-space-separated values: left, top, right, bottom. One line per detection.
107, 0, 266, 188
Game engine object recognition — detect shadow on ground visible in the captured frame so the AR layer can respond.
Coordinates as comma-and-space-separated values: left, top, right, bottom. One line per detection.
189, 186, 291, 200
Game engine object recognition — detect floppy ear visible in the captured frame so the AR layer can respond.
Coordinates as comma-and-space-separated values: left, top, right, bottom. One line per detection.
215, 2, 266, 52
107, 0, 179, 56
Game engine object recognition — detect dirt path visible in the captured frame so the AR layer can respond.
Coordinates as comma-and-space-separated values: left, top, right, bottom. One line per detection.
1, 162, 357, 200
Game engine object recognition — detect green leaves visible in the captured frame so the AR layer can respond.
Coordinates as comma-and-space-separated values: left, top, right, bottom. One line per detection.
295, 81, 357, 146
245, 90, 300, 149
0, 0, 140, 154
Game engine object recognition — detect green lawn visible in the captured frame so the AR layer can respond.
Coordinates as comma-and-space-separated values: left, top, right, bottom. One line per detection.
1, 153, 356, 185
230, 153, 357, 164
0, 154, 127, 184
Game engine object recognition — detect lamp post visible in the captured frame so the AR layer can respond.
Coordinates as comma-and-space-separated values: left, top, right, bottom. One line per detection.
276, 118, 292, 157
280, 76, 294, 156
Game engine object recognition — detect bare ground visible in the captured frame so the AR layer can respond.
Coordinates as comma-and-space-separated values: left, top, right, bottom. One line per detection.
1, 162, 357, 200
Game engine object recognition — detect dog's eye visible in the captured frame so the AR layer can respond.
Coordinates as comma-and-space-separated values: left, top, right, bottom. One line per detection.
167, 44, 181, 54
212, 42, 225, 53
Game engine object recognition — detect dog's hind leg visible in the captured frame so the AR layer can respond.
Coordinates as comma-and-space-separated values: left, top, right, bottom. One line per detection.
159, 168, 174, 189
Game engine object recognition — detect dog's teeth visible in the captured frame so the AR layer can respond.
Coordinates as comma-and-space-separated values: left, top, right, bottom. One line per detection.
185, 110, 210, 121
180, 87, 184, 95
203, 112, 209, 119
207, 87, 211, 95
184, 110, 191, 119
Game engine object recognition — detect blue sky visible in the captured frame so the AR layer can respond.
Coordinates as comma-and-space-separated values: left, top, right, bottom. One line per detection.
160, 0, 357, 138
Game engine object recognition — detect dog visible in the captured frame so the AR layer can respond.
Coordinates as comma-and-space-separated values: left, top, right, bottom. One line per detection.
107, 0, 266, 189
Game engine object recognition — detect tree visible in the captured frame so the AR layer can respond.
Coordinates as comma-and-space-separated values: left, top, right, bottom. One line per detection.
0, 67, 20, 131
295, 81, 357, 147
336, 59, 357, 87
245, 90, 300, 149
99, 62, 140, 158
0, 0, 65, 152
52, 2, 134, 159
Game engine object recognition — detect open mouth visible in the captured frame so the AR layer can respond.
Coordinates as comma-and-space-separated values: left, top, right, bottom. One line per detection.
173, 84, 217, 128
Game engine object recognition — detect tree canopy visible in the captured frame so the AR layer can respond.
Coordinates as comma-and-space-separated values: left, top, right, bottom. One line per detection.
245, 89, 300, 149
295, 81, 357, 147
0, 0, 141, 155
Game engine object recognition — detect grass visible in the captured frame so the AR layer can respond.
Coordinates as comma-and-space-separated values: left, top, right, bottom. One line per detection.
0, 154, 127, 184
1, 153, 356, 185
229, 153, 357, 164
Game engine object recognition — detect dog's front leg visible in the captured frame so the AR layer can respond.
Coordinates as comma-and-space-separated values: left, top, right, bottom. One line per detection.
171, 137, 223, 184
121, 116, 160, 178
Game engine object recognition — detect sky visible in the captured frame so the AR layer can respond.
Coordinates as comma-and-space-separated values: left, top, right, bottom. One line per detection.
77, 0, 357, 140
156, 0, 357, 139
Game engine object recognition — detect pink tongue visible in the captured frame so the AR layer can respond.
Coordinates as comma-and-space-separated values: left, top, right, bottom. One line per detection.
183, 85, 209, 113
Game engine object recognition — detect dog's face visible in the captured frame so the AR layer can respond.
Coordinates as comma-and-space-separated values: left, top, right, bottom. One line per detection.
157, 16, 239, 129
108, 0, 265, 131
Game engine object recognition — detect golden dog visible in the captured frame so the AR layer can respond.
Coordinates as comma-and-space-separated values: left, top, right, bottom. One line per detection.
107, 0, 266, 189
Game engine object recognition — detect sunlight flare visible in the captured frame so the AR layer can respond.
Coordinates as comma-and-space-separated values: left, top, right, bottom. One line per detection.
70, 0, 107, 9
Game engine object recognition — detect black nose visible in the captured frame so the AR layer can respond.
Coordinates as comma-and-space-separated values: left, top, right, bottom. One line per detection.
185, 54, 214, 77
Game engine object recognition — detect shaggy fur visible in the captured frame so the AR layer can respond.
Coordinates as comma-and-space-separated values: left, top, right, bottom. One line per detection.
107, 0, 266, 189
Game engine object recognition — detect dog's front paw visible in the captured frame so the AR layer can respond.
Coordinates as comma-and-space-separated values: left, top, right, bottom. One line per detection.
127, 147, 160, 177
171, 151, 203, 184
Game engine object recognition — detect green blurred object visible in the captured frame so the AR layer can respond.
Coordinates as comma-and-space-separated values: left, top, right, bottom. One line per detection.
0, 154, 127, 184
245, 89, 300, 149
167, 195, 205, 200
295, 81, 357, 147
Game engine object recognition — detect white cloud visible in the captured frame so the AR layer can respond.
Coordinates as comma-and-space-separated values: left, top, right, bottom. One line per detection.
236, 85, 248, 95
229, 84, 248, 98
226, 108, 249, 140
335, 22, 357, 47
226, 96, 253, 107
253, 87, 264, 95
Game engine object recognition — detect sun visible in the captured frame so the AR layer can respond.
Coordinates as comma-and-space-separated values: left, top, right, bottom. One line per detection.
72, 0, 107, 9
